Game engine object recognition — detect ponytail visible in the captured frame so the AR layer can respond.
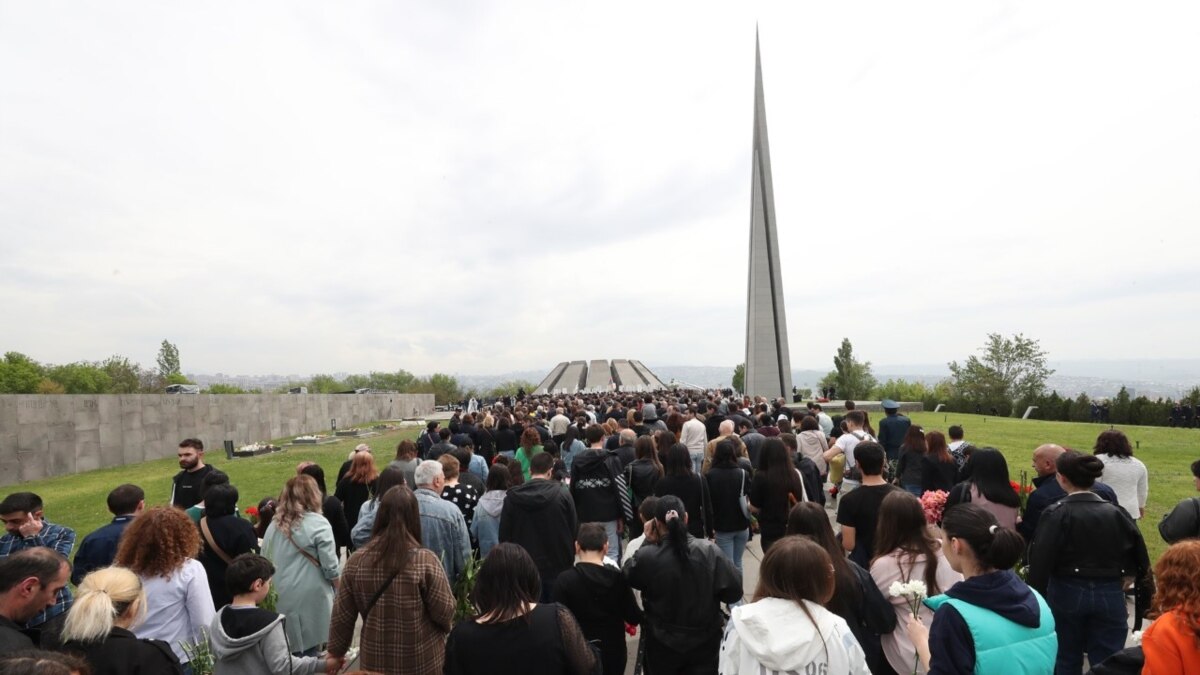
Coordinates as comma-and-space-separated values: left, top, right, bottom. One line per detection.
942, 503, 1025, 571
655, 495, 691, 566
61, 567, 145, 643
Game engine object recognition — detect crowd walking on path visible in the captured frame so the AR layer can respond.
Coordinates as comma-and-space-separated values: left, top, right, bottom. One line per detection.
0, 392, 1198, 675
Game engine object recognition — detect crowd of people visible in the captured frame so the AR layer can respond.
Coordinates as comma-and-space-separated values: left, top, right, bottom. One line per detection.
0, 390, 1198, 675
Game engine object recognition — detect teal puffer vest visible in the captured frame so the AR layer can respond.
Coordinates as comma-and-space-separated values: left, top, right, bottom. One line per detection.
924, 588, 1056, 675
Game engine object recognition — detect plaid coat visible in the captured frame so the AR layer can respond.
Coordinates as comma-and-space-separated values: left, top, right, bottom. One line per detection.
328, 546, 454, 675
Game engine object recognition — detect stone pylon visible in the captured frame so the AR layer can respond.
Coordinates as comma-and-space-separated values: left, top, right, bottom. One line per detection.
743, 32, 793, 400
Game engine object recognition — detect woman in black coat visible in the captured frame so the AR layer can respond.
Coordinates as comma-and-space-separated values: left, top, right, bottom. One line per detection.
196, 483, 258, 609
705, 440, 752, 573
653, 443, 713, 539
61, 567, 184, 675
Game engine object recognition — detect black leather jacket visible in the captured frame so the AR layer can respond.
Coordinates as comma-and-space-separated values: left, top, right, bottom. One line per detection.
623, 536, 743, 653
1026, 491, 1150, 594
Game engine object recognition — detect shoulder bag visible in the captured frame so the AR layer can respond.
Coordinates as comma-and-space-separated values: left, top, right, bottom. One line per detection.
199, 517, 233, 565
738, 469, 751, 521
362, 569, 401, 621
282, 527, 327, 574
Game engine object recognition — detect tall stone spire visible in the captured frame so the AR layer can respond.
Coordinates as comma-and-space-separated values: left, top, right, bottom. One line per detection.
744, 31, 793, 399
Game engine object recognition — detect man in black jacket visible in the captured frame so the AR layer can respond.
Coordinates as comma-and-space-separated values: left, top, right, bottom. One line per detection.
499, 452, 577, 602
570, 425, 625, 564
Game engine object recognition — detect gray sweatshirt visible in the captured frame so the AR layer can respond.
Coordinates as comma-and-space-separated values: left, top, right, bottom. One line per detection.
210, 605, 326, 675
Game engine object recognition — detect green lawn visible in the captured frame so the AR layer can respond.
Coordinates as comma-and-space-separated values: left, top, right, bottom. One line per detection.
908, 411, 1198, 561
10, 426, 422, 562
8, 413, 1198, 565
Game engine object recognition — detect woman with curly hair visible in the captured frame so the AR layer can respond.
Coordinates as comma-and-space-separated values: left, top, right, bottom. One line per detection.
262, 474, 340, 656
1143, 539, 1200, 672
1094, 428, 1149, 520
114, 506, 214, 669
514, 427, 543, 481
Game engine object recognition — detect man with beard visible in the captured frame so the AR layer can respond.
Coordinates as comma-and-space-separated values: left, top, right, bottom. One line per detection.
170, 438, 215, 509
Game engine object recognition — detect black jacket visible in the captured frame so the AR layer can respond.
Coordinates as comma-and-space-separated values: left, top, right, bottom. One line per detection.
552, 563, 642, 675
1027, 491, 1151, 594
0, 616, 36, 652
705, 465, 751, 533
197, 514, 259, 608
493, 428, 517, 455
623, 536, 742, 653
654, 474, 714, 539
569, 449, 624, 522
321, 494, 351, 552
797, 457, 824, 506
500, 478, 578, 580
627, 459, 661, 505
1018, 473, 1119, 542
921, 456, 959, 493
63, 627, 183, 675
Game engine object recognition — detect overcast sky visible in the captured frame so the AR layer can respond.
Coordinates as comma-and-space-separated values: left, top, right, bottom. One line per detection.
2, 1, 1198, 377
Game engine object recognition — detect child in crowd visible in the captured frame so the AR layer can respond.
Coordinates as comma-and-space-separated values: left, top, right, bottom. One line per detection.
552, 523, 642, 675
210, 554, 338, 674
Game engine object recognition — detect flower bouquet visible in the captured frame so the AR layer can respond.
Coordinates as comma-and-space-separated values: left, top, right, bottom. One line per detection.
244, 505, 259, 527
919, 490, 948, 526
889, 580, 928, 674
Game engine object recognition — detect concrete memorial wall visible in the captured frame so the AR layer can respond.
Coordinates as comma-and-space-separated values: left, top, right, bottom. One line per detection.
0, 393, 434, 487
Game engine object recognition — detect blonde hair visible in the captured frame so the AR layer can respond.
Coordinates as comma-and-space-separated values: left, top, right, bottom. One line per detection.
61, 567, 146, 643
274, 474, 323, 535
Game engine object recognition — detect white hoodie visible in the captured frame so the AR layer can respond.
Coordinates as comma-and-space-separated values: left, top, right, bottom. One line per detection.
719, 597, 870, 675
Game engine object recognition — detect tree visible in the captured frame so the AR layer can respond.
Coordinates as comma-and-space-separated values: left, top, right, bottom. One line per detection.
101, 355, 143, 393
820, 339, 877, 400
948, 333, 1053, 404
870, 378, 933, 403
46, 362, 112, 394
306, 374, 344, 393
425, 373, 462, 406
485, 380, 536, 399
156, 340, 181, 378
0, 352, 45, 393
205, 383, 249, 394
368, 369, 418, 392
732, 363, 745, 393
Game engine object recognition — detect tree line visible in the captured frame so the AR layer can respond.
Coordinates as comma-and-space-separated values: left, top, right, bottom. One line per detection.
733, 333, 1200, 429
0, 342, 533, 406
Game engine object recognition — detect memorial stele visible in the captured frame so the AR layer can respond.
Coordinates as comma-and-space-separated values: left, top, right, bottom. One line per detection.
743, 32, 794, 400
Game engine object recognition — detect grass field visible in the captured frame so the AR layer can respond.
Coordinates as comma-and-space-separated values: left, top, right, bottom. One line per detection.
8, 426, 423, 564
7, 413, 1197, 565
908, 411, 1198, 561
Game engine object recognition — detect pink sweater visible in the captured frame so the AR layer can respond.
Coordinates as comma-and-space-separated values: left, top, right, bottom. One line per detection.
870, 549, 963, 675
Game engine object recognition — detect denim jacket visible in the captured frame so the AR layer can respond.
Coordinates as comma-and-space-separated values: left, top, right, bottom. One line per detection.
415, 488, 471, 581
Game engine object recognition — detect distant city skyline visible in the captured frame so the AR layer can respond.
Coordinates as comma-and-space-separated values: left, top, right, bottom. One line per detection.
181, 357, 1200, 400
